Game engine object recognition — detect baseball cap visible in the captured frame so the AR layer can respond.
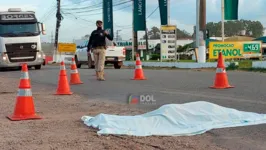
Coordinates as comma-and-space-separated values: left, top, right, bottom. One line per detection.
96, 20, 103, 24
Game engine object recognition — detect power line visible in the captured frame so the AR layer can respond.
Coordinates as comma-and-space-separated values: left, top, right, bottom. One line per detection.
113, 6, 160, 29
78, 4, 131, 16
62, 0, 154, 29
61, 11, 95, 24
147, 6, 159, 19
54, 0, 63, 61
41, 8, 57, 23
62, 1, 102, 10
114, 23, 131, 28
61, 0, 94, 7
63, 0, 131, 14
59, 0, 161, 42
62, 0, 129, 10
61, 17, 92, 31
63, 11, 132, 30
39, 2, 56, 22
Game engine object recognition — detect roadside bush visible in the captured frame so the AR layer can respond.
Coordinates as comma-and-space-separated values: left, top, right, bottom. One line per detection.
150, 54, 160, 60
226, 62, 239, 70
179, 54, 192, 60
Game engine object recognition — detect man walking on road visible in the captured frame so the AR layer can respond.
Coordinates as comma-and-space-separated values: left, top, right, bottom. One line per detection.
87, 20, 113, 81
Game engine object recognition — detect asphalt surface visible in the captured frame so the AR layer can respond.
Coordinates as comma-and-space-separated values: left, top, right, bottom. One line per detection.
1, 65, 266, 150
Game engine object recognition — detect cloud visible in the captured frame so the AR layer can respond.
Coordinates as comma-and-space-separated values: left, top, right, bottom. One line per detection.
0, 5, 38, 12
0, 0, 43, 11
238, 0, 265, 16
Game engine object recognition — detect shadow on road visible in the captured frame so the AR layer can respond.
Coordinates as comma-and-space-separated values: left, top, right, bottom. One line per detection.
0, 67, 21, 72
0, 66, 55, 72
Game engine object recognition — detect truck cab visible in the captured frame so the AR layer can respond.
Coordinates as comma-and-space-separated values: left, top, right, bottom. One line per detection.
0, 8, 46, 70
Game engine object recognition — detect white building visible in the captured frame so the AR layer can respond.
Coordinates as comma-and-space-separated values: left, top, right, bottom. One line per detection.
116, 39, 193, 50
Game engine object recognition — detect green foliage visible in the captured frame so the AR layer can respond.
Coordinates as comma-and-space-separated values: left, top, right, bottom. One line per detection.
176, 43, 193, 52
150, 54, 160, 60
206, 19, 264, 38
176, 28, 191, 39
145, 26, 160, 39
178, 54, 192, 60
241, 68, 266, 73
226, 62, 239, 70
143, 26, 191, 40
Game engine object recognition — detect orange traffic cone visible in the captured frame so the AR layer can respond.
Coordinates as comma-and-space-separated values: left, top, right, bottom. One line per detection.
210, 52, 234, 89
7, 63, 42, 121
131, 53, 146, 80
70, 58, 83, 85
55, 61, 73, 95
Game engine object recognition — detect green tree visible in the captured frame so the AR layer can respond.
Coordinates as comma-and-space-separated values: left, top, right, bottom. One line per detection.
143, 26, 191, 39
176, 28, 191, 39
143, 26, 160, 39
206, 19, 264, 38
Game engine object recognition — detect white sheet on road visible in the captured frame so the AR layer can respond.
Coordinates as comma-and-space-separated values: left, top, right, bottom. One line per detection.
81, 101, 266, 136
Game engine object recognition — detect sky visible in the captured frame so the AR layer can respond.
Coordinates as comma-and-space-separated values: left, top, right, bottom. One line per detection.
1, 0, 266, 43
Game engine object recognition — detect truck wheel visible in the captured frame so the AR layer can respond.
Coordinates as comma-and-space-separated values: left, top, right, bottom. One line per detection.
114, 62, 122, 69
75, 55, 81, 68
35, 65, 41, 70
88, 55, 95, 69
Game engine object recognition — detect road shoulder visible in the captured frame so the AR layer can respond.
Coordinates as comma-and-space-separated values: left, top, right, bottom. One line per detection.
0, 75, 226, 150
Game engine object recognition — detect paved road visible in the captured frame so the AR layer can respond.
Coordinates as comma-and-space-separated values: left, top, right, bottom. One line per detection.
1, 65, 266, 150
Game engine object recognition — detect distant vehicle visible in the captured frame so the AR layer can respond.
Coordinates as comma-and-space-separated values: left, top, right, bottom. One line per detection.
0, 8, 46, 70
75, 40, 126, 69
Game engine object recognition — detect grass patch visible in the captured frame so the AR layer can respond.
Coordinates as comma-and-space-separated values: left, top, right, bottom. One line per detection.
126, 64, 266, 73
126, 60, 197, 63
226, 63, 239, 70
239, 67, 266, 73
225, 61, 266, 73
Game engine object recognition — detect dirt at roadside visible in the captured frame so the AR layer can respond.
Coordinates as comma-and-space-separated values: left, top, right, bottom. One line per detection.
0, 76, 227, 150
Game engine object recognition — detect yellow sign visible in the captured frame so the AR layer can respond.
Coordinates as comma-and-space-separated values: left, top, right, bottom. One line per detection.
160, 25, 177, 60
160, 25, 176, 31
209, 41, 262, 59
58, 43, 76, 53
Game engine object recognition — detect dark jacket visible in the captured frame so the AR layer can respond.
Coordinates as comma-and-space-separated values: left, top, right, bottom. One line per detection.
87, 27, 113, 52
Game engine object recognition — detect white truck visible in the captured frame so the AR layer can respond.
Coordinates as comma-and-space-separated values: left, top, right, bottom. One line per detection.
0, 8, 46, 70
75, 40, 126, 69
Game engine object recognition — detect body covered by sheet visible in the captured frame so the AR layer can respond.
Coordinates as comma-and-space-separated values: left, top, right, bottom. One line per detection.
81, 101, 266, 136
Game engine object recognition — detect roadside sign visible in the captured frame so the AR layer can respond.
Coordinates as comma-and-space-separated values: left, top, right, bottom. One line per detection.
160, 25, 177, 61
209, 41, 262, 59
58, 43, 76, 53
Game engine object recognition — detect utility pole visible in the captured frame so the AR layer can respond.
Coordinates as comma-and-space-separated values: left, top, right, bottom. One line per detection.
221, 0, 225, 41
199, 0, 206, 63
199, 0, 206, 38
196, 0, 206, 63
196, 0, 200, 48
132, 0, 137, 61
133, 32, 138, 61
116, 30, 121, 41
51, 31, 54, 44
50, 31, 54, 56
145, 26, 149, 60
54, 0, 62, 62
